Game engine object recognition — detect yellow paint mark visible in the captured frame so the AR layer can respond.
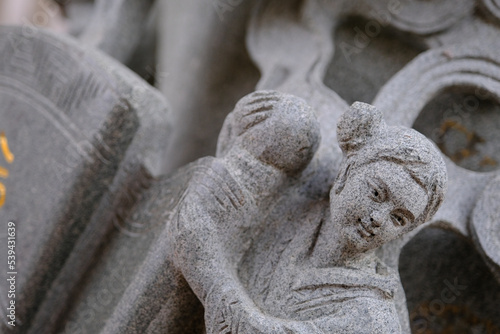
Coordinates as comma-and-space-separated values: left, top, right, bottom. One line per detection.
439, 120, 474, 141
0, 166, 8, 178
459, 148, 471, 159
480, 156, 498, 167
0, 183, 5, 208
438, 119, 487, 164
0, 132, 14, 163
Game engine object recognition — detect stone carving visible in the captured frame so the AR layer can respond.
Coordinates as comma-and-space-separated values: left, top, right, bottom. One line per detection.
245, 2, 500, 331
2, 0, 500, 333
170, 90, 322, 333
164, 93, 446, 333
363, 0, 475, 35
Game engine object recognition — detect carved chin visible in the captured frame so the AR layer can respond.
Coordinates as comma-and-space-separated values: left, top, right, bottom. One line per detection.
344, 222, 383, 252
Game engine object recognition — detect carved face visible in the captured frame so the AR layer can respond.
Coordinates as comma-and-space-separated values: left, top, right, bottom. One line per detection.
330, 160, 428, 253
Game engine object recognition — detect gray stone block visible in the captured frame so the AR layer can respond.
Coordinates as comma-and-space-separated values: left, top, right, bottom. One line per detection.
0, 25, 170, 333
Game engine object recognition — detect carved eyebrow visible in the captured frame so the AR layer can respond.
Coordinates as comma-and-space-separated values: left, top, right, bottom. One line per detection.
372, 176, 390, 196
250, 91, 280, 98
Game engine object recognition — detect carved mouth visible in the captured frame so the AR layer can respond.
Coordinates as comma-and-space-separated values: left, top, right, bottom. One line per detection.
357, 219, 375, 239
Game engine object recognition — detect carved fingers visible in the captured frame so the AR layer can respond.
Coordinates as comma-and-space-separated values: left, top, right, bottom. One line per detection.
205, 283, 323, 334
238, 91, 282, 116
218, 90, 321, 175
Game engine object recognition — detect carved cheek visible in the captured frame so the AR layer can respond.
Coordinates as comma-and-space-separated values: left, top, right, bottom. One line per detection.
350, 187, 367, 212
384, 221, 404, 240
350, 177, 367, 200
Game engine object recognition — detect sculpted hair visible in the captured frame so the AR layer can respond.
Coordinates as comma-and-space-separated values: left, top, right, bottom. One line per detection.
333, 102, 447, 226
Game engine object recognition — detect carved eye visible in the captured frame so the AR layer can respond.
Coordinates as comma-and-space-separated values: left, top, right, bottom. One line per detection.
391, 213, 408, 227
368, 179, 387, 202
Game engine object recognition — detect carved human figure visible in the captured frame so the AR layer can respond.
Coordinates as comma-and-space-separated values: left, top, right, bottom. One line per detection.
167, 90, 324, 332
169, 95, 446, 333
239, 102, 448, 333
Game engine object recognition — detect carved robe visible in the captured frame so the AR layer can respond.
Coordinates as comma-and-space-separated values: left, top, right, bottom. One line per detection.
167, 156, 266, 330
240, 200, 402, 333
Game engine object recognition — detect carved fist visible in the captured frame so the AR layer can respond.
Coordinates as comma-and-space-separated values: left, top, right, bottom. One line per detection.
217, 90, 321, 175
205, 283, 322, 334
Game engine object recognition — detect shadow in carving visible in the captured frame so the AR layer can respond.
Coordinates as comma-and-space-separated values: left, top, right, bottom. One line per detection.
400, 227, 500, 333
324, 16, 426, 105
413, 86, 500, 173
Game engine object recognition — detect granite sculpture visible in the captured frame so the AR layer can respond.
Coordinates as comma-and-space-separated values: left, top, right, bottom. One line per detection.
1, 0, 500, 333
163, 92, 447, 333
170, 90, 322, 333
243, 2, 500, 331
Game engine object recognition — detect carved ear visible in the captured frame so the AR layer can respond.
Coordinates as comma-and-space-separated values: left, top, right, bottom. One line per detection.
336, 102, 385, 156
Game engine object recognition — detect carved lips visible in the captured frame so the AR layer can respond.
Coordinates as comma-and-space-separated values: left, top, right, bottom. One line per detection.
357, 218, 376, 239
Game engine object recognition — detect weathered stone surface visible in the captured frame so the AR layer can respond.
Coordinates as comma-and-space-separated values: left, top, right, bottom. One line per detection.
59, 161, 204, 334
47, 90, 316, 333
245, 2, 500, 332
0, 26, 170, 333
1, 0, 500, 332
56, 91, 447, 333
236, 100, 446, 333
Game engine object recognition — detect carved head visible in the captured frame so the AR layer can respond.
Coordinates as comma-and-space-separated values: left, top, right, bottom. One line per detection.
331, 102, 447, 253
216, 90, 320, 175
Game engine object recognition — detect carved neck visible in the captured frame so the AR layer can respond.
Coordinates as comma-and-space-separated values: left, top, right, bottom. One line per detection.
309, 216, 343, 267
310, 239, 373, 268
309, 210, 372, 268
223, 147, 287, 201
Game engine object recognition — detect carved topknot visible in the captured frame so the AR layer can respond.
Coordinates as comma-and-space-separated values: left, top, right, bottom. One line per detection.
337, 102, 385, 156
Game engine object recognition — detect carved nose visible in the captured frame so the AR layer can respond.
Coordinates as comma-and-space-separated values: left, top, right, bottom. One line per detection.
370, 211, 384, 227
369, 217, 381, 227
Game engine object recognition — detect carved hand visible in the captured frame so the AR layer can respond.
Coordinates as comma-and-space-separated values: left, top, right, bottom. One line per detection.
205, 283, 323, 334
